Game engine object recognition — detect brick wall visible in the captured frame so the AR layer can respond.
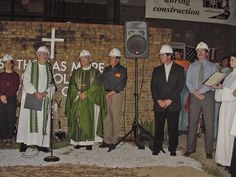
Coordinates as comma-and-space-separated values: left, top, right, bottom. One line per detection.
0, 21, 171, 135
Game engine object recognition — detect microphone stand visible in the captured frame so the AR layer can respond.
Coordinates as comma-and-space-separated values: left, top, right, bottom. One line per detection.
44, 62, 60, 162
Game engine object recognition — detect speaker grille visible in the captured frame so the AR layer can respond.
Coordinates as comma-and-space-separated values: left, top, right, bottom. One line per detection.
127, 34, 147, 55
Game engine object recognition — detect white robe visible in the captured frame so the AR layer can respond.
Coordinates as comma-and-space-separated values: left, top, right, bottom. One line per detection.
215, 69, 236, 166
16, 62, 54, 147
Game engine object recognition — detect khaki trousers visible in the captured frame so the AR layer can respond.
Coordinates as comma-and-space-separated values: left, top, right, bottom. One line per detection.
103, 92, 123, 144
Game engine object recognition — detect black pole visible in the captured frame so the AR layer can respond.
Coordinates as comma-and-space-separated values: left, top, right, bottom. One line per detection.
44, 63, 60, 162
134, 58, 139, 146
44, 101, 60, 162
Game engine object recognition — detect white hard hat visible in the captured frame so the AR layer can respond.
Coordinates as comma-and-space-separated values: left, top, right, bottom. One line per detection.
109, 48, 121, 57
195, 42, 209, 51
159, 45, 173, 54
2, 54, 14, 62
36, 46, 50, 55
79, 49, 91, 58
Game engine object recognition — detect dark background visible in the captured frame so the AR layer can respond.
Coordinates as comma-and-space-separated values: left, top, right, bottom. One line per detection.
0, 0, 235, 60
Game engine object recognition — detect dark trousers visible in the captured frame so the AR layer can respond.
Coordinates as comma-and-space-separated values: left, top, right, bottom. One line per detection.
230, 138, 236, 177
153, 110, 179, 153
0, 97, 17, 140
186, 92, 215, 154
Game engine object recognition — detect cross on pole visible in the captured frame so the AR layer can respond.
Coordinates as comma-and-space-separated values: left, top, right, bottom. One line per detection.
42, 28, 64, 59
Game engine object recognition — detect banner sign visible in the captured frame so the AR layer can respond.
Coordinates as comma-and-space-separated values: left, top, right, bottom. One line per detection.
146, 0, 236, 26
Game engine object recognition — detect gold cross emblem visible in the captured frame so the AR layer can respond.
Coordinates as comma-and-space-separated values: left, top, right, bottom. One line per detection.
80, 83, 87, 90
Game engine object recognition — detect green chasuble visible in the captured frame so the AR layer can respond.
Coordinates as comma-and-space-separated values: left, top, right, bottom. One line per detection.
65, 67, 107, 142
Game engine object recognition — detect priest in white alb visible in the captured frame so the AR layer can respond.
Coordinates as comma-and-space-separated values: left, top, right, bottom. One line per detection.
16, 46, 55, 153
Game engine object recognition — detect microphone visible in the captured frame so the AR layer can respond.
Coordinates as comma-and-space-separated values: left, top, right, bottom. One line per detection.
48, 60, 57, 92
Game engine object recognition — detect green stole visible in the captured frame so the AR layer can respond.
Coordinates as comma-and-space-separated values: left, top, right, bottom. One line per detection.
30, 61, 52, 135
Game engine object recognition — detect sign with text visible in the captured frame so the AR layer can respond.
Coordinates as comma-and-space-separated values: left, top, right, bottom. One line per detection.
146, 0, 236, 26
0, 59, 105, 97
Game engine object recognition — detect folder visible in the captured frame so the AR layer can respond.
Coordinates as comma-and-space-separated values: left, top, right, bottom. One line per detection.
24, 93, 43, 111
203, 71, 230, 87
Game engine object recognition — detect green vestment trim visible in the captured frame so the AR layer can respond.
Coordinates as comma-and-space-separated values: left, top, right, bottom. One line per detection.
29, 61, 52, 135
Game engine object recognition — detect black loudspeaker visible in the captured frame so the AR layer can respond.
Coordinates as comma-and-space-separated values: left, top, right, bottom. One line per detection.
124, 21, 149, 58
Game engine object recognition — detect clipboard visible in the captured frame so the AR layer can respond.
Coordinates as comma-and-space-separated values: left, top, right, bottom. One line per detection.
24, 93, 43, 111
203, 71, 230, 87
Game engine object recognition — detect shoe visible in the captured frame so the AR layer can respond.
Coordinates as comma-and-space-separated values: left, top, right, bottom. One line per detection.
37, 146, 50, 153
206, 153, 213, 159
86, 145, 92, 151
183, 151, 193, 157
138, 145, 145, 150
152, 151, 160, 156
107, 144, 116, 152
170, 151, 176, 156
19, 143, 28, 152
99, 142, 109, 148
224, 166, 230, 172
74, 145, 83, 149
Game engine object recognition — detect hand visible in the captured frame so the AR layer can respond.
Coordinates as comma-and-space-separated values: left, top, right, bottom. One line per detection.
233, 89, 236, 97
34, 92, 44, 100
164, 99, 173, 107
79, 92, 87, 100
0, 95, 7, 104
106, 91, 116, 99
192, 90, 205, 100
198, 94, 205, 100
157, 100, 167, 108
41, 92, 48, 97
0, 95, 7, 100
211, 83, 223, 89
193, 90, 201, 98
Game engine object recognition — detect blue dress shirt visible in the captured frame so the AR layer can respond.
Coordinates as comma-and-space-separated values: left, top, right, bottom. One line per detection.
186, 59, 217, 94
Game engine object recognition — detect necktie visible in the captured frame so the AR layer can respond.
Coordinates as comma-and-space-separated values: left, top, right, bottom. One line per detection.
198, 62, 204, 89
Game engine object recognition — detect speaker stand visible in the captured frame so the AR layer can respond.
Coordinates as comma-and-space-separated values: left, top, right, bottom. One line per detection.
115, 58, 149, 149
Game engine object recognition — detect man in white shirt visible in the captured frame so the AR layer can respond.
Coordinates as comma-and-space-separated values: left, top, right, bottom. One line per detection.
151, 45, 185, 156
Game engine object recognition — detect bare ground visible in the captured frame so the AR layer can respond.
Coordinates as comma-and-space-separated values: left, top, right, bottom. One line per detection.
0, 134, 231, 177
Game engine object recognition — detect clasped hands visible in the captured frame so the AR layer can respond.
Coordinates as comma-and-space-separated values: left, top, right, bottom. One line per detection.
157, 99, 173, 109
193, 90, 205, 100
106, 91, 116, 99
0, 95, 7, 104
78, 92, 87, 100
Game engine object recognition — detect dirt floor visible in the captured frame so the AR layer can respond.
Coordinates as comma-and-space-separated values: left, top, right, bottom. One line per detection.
0, 134, 231, 177
0, 164, 215, 177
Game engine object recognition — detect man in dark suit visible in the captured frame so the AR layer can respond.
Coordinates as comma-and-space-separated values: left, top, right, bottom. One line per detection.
151, 45, 185, 156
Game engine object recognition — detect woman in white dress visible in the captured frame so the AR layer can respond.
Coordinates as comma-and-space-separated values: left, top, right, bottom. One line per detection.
214, 54, 236, 168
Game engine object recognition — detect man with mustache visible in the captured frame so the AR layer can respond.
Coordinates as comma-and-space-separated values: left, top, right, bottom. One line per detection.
184, 42, 217, 159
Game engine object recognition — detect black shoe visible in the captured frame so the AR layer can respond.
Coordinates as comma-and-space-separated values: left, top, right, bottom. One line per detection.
224, 166, 230, 172
138, 145, 145, 150
86, 145, 92, 151
152, 151, 160, 156
99, 142, 109, 148
170, 151, 177, 156
183, 151, 193, 157
19, 143, 28, 152
206, 153, 213, 159
74, 145, 84, 149
107, 144, 116, 152
37, 146, 50, 153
